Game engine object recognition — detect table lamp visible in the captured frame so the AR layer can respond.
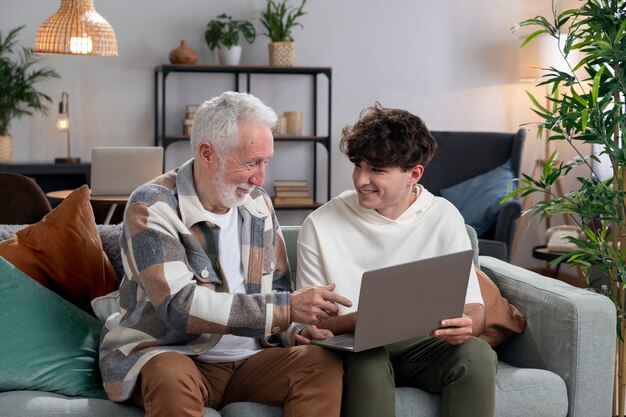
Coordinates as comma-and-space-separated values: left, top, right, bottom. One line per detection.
55, 92, 80, 164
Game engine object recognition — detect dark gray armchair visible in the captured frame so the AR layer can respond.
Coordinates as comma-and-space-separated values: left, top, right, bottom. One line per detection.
419, 129, 526, 261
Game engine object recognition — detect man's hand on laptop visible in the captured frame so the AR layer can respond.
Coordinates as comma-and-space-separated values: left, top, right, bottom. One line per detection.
430, 314, 474, 345
290, 284, 352, 325
295, 325, 334, 345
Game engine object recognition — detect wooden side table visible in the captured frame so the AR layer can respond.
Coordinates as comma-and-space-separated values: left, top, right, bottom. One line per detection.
532, 245, 568, 278
46, 189, 128, 225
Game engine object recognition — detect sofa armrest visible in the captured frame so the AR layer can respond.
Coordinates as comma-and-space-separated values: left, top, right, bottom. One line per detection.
480, 256, 615, 417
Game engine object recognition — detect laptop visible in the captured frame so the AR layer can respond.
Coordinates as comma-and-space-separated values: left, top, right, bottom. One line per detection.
311, 250, 474, 352
90, 147, 164, 196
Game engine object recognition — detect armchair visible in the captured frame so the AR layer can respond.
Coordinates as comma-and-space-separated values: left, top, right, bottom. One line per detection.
420, 129, 526, 261
0, 173, 51, 224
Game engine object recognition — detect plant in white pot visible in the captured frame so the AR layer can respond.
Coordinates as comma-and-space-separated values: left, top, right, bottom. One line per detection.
260, 0, 307, 66
205, 13, 256, 66
0, 25, 59, 163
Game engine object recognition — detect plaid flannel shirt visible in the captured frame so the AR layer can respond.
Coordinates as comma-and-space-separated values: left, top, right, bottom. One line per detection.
99, 159, 293, 402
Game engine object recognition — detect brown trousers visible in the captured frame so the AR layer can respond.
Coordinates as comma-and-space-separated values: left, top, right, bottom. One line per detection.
132, 345, 343, 417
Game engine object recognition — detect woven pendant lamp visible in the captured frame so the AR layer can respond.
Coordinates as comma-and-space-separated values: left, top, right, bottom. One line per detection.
34, 0, 117, 56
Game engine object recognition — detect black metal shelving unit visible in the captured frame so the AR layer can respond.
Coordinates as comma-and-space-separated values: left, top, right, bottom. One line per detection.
154, 64, 332, 209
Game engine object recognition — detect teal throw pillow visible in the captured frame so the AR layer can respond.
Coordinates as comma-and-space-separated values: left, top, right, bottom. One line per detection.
0, 256, 106, 398
440, 160, 515, 236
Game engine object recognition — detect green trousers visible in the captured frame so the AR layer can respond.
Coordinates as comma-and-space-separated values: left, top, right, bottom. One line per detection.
341, 336, 497, 417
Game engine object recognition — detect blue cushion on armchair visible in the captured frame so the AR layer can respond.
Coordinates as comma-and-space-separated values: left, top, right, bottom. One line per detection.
440, 160, 515, 236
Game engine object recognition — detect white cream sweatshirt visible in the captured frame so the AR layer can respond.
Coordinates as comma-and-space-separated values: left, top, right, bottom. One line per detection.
296, 186, 483, 315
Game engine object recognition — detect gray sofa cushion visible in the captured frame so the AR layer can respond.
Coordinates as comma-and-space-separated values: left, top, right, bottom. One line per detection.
0, 391, 145, 417
394, 362, 567, 417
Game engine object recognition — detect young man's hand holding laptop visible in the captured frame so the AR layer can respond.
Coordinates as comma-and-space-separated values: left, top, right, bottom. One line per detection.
300, 250, 474, 352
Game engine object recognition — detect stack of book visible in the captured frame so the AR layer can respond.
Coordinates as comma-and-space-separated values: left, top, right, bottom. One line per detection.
273, 180, 314, 206
182, 104, 199, 136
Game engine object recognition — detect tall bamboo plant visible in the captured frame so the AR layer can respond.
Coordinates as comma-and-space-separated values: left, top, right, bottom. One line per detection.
508, 1, 626, 414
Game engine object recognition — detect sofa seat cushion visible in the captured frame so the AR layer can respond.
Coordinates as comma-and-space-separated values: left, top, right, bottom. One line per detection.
0, 391, 144, 417
221, 402, 282, 417
0, 362, 567, 417
394, 361, 567, 417
0, 391, 220, 417
494, 362, 568, 416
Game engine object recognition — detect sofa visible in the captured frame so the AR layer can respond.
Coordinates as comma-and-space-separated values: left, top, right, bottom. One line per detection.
0, 222, 616, 417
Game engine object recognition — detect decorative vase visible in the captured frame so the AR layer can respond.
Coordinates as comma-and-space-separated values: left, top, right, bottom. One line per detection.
283, 111, 303, 135
217, 46, 242, 66
169, 40, 197, 65
0, 134, 12, 163
268, 42, 296, 67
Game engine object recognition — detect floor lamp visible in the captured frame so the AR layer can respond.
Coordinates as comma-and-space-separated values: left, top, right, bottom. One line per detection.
510, 34, 571, 256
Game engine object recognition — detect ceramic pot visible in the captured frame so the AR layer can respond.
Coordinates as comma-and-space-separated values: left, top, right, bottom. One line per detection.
217, 46, 242, 65
0, 134, 12, 163
268, 42, 295, 66
169, 40, 197, 65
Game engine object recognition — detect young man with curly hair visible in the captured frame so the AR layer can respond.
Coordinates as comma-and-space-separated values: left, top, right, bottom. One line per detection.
296, 104, 497, 417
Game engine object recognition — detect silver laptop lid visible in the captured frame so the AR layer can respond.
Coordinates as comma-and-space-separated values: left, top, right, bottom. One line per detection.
90, 147, 163, 196
352, 250, 473, 352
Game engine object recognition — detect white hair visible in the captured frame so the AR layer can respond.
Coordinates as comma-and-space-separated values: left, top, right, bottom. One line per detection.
190, 91, 277, 158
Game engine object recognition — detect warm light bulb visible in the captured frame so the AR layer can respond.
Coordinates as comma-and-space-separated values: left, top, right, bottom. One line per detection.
69, 35, 93, 54
56, 115, 69, 131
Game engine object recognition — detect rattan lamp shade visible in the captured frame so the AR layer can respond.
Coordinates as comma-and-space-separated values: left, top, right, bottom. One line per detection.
34, 0, 118, 56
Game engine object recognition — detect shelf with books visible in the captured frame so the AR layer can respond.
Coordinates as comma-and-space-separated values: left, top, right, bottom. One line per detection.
154, 65, 332, 207
272, 179, 316, 208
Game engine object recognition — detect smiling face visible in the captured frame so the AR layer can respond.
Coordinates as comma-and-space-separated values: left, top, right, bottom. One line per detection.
195, 119, 274, 213
339, 105, 437, 218
352, 160, 423, 220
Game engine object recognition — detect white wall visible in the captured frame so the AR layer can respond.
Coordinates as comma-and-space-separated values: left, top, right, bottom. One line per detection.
2, 0, 577, 269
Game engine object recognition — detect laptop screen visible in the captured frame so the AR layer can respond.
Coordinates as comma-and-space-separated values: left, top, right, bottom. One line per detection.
90, 147, 164, 196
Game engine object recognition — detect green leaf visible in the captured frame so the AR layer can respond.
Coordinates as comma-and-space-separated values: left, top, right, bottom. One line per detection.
526, 90, 549, 113
521, 29, 550, 48
591, 66, 603, 103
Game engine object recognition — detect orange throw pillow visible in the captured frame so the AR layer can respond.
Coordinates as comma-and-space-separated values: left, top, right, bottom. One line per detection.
476, 267, 526, 346
0, 185, 119, 314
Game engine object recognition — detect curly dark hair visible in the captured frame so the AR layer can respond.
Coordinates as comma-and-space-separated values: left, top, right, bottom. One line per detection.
339, 103, 437, 171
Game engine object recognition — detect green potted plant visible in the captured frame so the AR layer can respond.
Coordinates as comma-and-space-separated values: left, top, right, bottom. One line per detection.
259, 0, 307, 66
0, 25, 59, 163
205, 13, 256, 65
507, 0, 626, 412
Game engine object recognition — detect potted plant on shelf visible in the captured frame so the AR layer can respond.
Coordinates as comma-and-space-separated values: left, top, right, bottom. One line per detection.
507, 0, 626, 413
0, 25, 59, 163
204, 13, 256, 66
260, 0, 307, 66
